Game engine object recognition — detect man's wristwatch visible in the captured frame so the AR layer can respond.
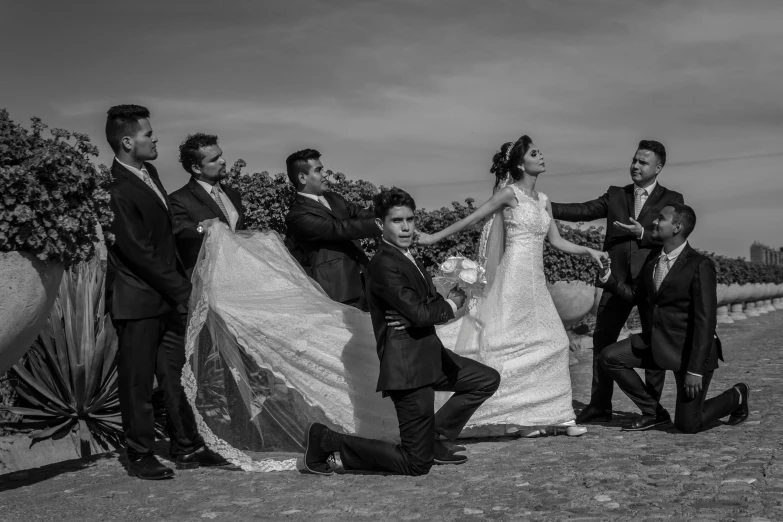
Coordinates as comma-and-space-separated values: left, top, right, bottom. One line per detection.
197, 224, 204, 234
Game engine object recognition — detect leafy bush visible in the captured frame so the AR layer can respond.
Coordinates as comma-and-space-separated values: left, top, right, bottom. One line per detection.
705, 251, 783, 285
226, 163, 783, 285
0, 256, 122, 456
0, 110, 113, 268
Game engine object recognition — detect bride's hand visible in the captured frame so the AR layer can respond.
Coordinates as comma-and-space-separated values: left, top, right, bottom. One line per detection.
414, 231, 437, 246
587, 249, 610, 270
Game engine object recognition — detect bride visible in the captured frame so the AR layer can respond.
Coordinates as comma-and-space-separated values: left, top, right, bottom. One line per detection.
181, 137, 606, 472
417, 135, 607, 437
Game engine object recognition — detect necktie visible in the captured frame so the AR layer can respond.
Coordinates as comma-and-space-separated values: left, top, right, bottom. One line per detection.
318, 196, 332, 211
653, 252, 668, 292
405, 251, 427, 281
141, 169, 167, 208
211, 185, 230, 224
634, 187, 646, 219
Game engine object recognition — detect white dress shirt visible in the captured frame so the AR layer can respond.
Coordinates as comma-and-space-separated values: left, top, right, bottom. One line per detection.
298, 191, 332, 211
634, 180, 657, 240
383, 239, 458, 315
197, 179, 239, 231
115, 157, 167, 207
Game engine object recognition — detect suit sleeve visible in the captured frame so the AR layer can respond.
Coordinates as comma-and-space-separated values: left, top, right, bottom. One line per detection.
687, 258, 717, 374
169, 194, 203, 240
369, 263, 454, 327
550, 192, 610, 222
640, 191, 684, 248
110, 192, 192, 305
286, 209, 379, 242
598, 270, 646, 306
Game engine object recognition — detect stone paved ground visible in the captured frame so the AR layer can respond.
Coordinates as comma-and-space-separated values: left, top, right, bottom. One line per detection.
1, 312, 781, 522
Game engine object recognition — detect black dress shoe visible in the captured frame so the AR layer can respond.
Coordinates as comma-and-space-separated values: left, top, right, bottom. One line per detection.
303, 423, 341, 476
128, 455, 174, 480
433, 440, 468, 465
727, 383, 749, 426
575, 406, 612, 424
623, 412, 671, 432
175, 447, 231, 470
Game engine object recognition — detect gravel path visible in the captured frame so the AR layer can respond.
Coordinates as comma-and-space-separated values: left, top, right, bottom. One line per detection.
1, 312, 781, 521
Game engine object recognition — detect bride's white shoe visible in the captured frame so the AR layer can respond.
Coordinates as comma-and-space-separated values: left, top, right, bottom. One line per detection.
539, 421, 587, 437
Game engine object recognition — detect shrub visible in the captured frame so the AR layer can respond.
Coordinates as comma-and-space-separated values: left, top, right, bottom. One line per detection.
0, 110, 114, 268
226, 163, 783, 285
1, 256, 122, 456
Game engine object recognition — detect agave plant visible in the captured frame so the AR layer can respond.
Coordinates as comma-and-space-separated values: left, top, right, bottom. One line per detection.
0, 255, 122, 457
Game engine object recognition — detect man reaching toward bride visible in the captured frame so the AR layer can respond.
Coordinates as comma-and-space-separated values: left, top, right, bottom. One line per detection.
416, 135, 607, 436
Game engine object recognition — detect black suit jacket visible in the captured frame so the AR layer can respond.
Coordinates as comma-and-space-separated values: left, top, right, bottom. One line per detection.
169, 178, 245, 276
105, 160, 191, 320
600, 243, 723, 375
552, 183, 684, 281
366, 241, 460, 393
285, 191, 380, 303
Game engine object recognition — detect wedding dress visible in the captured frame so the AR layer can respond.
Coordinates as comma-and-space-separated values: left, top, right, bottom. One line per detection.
437, 185, 575, 432
184, 186, 575, 472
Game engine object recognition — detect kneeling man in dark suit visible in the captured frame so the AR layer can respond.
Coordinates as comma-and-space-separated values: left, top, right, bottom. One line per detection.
303, 188, 500, 476
598, 203, 749, 433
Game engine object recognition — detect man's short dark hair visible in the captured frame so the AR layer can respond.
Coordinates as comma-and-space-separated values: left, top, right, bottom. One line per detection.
286, 149, 321, 186
105, 105, 150, 154
373, 187, 416, 220
179, 133, 219, 175
638, 140, 666, 167
670, 203, 696, 237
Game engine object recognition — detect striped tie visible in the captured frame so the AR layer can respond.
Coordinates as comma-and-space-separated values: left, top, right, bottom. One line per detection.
653, 252, 668, 292
141, 169, 167, 208
634, 187, 646, 219
211, 185, 230, 224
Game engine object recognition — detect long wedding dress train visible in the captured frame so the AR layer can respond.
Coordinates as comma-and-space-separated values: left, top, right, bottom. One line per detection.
184, 189, 575, 471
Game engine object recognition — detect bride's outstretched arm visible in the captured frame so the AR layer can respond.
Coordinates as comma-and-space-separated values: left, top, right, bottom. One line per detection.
417, 186, 516, 246
545, 199, 608, 269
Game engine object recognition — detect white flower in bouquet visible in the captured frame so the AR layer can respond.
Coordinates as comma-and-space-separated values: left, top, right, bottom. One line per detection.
459, 268, 478, 285
461, 259, 478, 270
441, 258, 458, 273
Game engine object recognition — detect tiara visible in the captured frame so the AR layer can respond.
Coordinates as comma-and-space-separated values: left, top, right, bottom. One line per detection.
504, 137, 522, 163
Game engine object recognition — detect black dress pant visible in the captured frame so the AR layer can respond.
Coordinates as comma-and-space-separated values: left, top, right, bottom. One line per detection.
115, 308, 205, 459
599, 337, 739, 433
590, 288, 665, 413
338, 354, 500, 476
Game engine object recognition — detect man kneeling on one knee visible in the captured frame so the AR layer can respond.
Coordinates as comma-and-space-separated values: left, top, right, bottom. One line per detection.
597, 203, 749, 434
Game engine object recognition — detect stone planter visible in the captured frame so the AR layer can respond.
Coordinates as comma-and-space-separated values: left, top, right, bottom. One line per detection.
547, 281, 595, 327
0, 252, 64, 375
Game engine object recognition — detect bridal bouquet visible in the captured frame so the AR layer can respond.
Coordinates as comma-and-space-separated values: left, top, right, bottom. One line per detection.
437, 256, 487, 294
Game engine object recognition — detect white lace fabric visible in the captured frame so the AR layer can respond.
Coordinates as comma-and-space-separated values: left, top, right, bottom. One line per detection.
441, 186, 575, 427
184, 192, 576, 472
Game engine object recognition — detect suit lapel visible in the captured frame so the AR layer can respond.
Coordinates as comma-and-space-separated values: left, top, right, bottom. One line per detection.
625, 185, 635, 220
655, 244, 691, 297
113, 161, 170, 217
188, 179, 230, 225
225, 186, 244, 227
381, 242, 430, 294
638, 183, 664, 221
299, 194, 339, 219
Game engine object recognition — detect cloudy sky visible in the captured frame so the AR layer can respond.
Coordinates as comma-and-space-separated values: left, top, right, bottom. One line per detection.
2, 0, 781, 258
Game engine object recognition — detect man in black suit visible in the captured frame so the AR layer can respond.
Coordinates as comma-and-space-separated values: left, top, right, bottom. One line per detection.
598, 204, 749, 433
169, 133, 245, 278
302, 188, 500, 476
284, 149, 380, 311
104, 106, 228, 479
551, 140, 684, 424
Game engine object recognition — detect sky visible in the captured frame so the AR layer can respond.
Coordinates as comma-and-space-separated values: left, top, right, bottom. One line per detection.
2, 0, 782, 258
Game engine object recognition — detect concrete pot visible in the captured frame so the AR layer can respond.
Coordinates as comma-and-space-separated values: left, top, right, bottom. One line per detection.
0, 252, 64, 374
547, 281, 595, 327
